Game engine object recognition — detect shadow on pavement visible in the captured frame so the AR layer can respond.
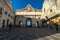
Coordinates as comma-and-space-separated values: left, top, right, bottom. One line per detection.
0, 26, 60, 40
12, 27, 60, 40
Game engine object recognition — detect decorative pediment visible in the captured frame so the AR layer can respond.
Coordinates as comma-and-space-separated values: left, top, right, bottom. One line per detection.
25, 4, 33, 12
17, 4, 42, 12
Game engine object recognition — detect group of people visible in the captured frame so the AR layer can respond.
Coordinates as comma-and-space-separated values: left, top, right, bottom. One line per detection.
48, 23, 59, 33
17, 20, 59, 33
8, 23, 12, 31
35, 20, 59, 33
2, 23, 13, 31
11, 23, 59, 33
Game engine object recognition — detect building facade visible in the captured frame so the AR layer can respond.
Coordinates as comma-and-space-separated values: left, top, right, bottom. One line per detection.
16, 4, 42, 27
41, 0, 60, 25
0, 0, 14, 28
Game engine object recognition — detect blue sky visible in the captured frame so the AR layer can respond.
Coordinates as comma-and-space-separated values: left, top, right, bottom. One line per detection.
9, 0, 44, 11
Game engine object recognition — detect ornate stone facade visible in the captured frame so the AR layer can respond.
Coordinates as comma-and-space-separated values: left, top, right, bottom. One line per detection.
0, 0, 14, 28
41, 0, 60, 24
16, 4, 42, 27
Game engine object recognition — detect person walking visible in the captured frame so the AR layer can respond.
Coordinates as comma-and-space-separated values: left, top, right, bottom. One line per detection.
9, 23, 12, 31
55, 23, 58, 33
39, 20, 43, 28
19, 21, 23, 27
35, 21, 39, 27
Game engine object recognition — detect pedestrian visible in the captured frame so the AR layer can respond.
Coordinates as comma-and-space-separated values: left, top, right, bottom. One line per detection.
19, 21, 22, 27
35, 21, 39, 27
39, 20, 43, 28
2, 24, 4, 28
55, 23, 58, 33
9, 23, 12, 31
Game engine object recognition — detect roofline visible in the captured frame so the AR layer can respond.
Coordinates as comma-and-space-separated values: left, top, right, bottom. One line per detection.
16, 4, 42, 12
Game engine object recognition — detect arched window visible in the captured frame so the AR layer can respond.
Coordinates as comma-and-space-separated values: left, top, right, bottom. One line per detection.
50, 9, 52, 12
44, 8, 45, 12
5, 11, 8, 15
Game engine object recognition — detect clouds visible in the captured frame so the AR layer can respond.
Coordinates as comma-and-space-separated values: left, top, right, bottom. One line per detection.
9, 0, 44, 11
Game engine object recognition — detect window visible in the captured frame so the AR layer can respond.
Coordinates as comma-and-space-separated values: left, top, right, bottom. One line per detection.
11, 16, 13, 19
35, 10, 36, 11
45, 16, 48, 19
7, 19, 9, 26
59, 14, 60, 17
2, 20, 5, 27
8, 14, 10, 17
50, 9, 52, 12
5, 11, 8, 15
44, 8, 45, 12
0, 19, 1, 25
0, 8, 2, 15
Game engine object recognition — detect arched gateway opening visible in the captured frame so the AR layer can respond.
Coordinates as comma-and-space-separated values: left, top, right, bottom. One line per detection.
16, 4, 42, 27
26, 18, 32, 27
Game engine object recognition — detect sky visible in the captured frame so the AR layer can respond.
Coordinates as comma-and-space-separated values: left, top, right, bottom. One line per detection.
9, 0, 44, 11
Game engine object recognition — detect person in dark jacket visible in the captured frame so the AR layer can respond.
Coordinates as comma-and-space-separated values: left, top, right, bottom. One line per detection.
19, 21, 23, 27
9, 23, 12, 31
55, 23, 58, 33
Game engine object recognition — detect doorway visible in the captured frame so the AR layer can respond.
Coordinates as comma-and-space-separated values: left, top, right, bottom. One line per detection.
2, 20, 5, 27
26, 18, 32, 27
7, 19, 9, 26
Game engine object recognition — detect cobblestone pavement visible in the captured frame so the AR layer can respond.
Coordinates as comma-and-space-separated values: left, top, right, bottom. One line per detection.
0, 26, 60, 40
